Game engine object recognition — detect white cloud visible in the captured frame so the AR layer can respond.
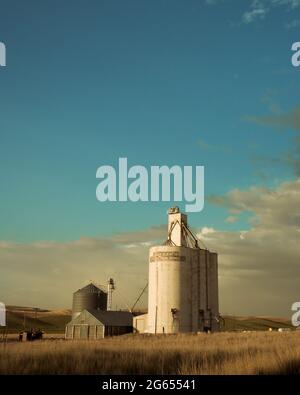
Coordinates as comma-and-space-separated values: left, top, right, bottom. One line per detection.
243, 1, 268, 24
206, 178, 300, 315
225, 215, 239, 223
285, 19, 300, 28
199, 226, 216, 235
0, 226, 165, 311
242, 0, 300, 24
1, 180, 300, 316
204, 0, 300, 24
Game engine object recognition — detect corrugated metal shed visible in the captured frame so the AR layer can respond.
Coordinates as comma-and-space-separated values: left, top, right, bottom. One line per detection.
65, 309, 133, 340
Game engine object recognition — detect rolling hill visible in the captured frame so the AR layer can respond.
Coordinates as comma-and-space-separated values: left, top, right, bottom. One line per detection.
3, 306, 72, 333
1, 306, 294, 333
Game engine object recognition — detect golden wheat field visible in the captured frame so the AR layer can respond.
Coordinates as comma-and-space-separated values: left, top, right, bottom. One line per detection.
1, 332, 300, 375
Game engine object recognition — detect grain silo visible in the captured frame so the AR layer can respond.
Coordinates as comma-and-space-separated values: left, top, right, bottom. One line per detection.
147, 207, 219, 334
72, 283, 107, 320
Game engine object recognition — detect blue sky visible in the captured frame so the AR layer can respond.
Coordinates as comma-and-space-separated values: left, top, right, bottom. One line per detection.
0, 0, 300, 242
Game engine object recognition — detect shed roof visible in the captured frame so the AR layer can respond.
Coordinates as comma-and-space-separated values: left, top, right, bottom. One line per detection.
67, 309, 133, 327
88, 310, 133, 326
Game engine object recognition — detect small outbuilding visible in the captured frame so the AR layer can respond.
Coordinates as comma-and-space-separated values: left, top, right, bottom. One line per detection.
133, 313, 148, 334
65, 309, 133, 340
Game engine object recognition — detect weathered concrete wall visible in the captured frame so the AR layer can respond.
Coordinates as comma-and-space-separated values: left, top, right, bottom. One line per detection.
147, 247, 219, 333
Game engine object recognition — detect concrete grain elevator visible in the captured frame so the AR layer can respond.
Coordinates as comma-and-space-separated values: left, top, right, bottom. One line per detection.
147, 207, 219, 334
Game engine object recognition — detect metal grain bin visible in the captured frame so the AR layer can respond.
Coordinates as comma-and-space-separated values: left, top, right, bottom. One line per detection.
72, 283, 107, 319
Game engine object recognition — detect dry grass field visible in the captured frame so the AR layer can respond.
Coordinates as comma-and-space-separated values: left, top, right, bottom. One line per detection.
1, 331, 300, 375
